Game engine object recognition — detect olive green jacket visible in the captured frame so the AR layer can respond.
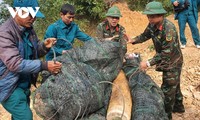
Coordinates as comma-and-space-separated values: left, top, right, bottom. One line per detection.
96, 20, 127, 53
133, 19, 183, 71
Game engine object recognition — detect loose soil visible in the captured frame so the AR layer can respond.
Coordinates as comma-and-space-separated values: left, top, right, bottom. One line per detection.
0, 2, 200, 120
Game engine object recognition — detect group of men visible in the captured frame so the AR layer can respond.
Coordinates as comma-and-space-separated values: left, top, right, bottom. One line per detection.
0, 0, 199, 120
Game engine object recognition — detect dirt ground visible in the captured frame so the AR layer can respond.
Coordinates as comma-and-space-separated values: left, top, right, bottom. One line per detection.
0, 2, 200, 120
116, 2, 200, 120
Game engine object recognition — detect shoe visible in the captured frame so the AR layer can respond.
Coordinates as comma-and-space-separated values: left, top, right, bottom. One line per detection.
196, 45, 200, 49
172, 104, 185, 113
180, 45, 186, 49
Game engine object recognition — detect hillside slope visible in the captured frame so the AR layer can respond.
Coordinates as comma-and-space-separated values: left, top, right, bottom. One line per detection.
115, 2, 200, 120
0, 2, 200, 120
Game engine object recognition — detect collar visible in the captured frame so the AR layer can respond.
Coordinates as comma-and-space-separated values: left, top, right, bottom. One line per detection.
105, 24, 120, 32
158, 19, 166, 31
19, 26, 26, 32
158, 24, 163, 31
151, 19, 165, 31
59, 19, 74, 29
10, 18, 33, 36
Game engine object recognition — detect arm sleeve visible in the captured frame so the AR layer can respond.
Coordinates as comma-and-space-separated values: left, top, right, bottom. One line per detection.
96, 23, 104, 39
75, 25, 92, 41
0, 32, 42, 73
132, 25, 152, 44
44, 24, 63, 56
148, 53, 162, 66
44, 24, 57, 39
149, 25, 178, 66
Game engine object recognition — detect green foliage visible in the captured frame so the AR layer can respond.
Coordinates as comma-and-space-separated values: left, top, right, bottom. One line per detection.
148, 44, 155, 52
74, 39, 84, 47
1, 0, 176, 39
0, 1, 11, 25
156, 0, 174, 14
35, 0, 107, 39
3, 0, 12, 5
127, 0, 153, 11
34, 0, 64, 39
126, 0, 174, 15
73, 0, 106, 20
1, 0, 106, 39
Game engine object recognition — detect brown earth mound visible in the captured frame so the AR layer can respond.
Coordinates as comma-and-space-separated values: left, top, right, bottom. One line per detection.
0, 2, 199, 120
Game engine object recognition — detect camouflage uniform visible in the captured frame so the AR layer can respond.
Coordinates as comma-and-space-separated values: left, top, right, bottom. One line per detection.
95, 6, 128, 116
96, 20, 127, 53
96, 20, 125, 40
132, 18, 184, 119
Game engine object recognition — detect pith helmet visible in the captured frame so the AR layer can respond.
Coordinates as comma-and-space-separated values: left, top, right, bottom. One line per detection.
142, 1, 167, 15
106, 6, 122, 17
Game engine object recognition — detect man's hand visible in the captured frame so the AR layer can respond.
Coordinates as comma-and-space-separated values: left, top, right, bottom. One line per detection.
140, 61, 148, 71
105, 35, 119, 41
173, 1, 179, 6
47, 61, 62, 75
62, 50, 68, 54
125, 53, 139, 59
123, 33, 130, 41
127, 37, 136, 44
44, 38, 57, 49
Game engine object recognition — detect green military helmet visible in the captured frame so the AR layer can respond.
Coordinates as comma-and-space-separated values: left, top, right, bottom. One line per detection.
106, 6, 122, 17
142, 1, 167, 15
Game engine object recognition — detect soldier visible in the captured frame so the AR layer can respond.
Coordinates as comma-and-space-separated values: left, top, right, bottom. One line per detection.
127, 1, 184, 120
96, 6, 129, 53
96, 6, 130, 116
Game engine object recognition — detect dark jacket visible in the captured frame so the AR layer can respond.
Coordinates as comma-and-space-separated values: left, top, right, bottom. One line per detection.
171, 0, 200, 22
0, 18, 48, 102
44, 19, 92, 61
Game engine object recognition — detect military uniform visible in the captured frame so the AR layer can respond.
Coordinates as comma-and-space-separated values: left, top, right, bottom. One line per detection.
131, 1, 185, 120
133, 19, 183, 71
95, 6, 128, 116
96, 6, 127, 53
96, 20, 125, 41
96, 20, 127, 51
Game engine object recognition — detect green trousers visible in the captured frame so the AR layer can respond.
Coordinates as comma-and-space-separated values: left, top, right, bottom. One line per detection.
161, 67, 183, 120
1, 87, 32, 120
